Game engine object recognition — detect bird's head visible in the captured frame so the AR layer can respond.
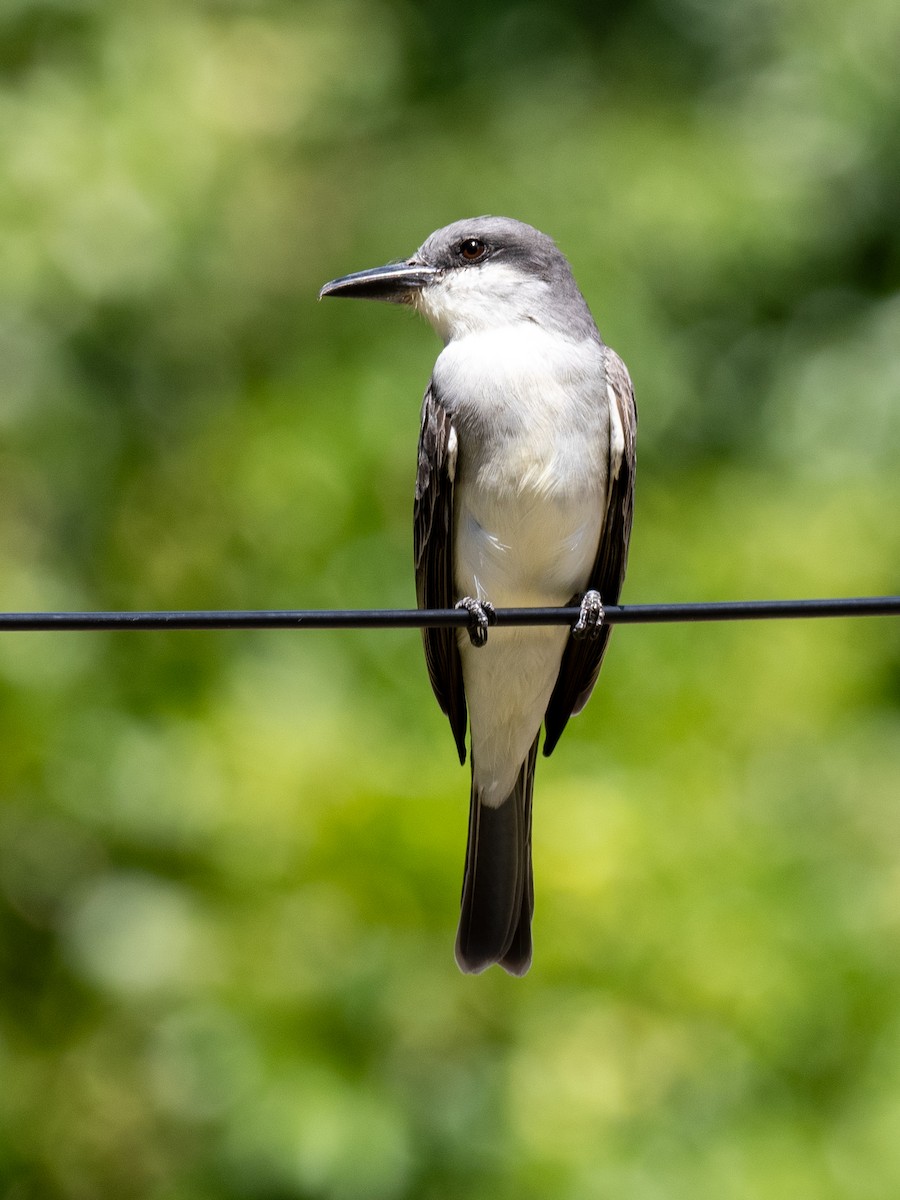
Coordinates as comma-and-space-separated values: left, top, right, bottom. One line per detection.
319, 216, 598, 344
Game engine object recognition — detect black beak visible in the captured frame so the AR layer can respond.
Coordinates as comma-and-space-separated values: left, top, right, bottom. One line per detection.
318, 261, 439, 303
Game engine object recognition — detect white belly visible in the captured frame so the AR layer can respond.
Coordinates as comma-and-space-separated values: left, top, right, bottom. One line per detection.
456, 476, 602, 608
455, 467, 605, 803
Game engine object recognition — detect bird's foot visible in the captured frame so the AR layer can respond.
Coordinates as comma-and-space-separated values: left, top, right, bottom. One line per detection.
456, 597, 497, 647
572, 590, 604, 640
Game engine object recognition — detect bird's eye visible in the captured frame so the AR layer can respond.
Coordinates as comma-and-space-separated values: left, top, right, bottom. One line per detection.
459, 238, 488, 262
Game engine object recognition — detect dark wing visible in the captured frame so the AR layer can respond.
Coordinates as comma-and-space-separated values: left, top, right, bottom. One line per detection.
414, 382, 468, 763
543, 350, 637, 756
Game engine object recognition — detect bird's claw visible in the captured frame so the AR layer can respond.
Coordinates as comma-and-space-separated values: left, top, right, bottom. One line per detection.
572, 590, 604, 640
456, 597, 497, 647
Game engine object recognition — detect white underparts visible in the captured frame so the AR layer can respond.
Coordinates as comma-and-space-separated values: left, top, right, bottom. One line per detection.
434, 323, 611, 803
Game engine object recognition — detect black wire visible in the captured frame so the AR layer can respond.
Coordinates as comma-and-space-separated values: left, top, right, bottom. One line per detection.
1, 596, 898, 631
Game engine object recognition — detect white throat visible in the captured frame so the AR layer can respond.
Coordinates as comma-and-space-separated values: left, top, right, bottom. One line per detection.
413, 263, 554, 343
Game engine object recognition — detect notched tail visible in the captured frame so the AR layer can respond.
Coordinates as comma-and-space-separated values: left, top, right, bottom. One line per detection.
455, 736, 538, 976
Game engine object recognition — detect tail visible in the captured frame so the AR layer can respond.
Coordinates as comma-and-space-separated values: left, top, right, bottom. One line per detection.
455, 735, 538, 976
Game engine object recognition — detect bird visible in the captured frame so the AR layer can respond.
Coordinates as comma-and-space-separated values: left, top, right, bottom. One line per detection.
319, 217, 636, 975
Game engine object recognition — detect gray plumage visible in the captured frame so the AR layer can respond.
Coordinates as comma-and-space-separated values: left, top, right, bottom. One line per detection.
320, 217, 637, 975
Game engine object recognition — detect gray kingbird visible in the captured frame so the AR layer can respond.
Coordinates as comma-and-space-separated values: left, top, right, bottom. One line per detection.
320, 217, 637, 975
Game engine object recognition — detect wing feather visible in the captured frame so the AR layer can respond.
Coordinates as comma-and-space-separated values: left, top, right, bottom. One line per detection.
414, 383, 468, 763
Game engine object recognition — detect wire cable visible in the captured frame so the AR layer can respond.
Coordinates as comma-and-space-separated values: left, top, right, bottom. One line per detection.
1, 596, 898, 632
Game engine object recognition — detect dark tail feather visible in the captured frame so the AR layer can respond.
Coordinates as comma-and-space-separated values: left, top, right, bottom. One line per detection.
455, 736, 538, 976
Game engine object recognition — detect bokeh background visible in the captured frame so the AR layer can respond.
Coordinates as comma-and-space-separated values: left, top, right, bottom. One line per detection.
2, 1, 900, 1197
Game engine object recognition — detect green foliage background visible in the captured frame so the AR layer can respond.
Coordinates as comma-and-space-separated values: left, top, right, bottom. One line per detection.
2, 1, 900, 1196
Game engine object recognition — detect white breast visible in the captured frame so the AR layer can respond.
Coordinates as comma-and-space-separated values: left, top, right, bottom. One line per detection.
434, 325, 610, 607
